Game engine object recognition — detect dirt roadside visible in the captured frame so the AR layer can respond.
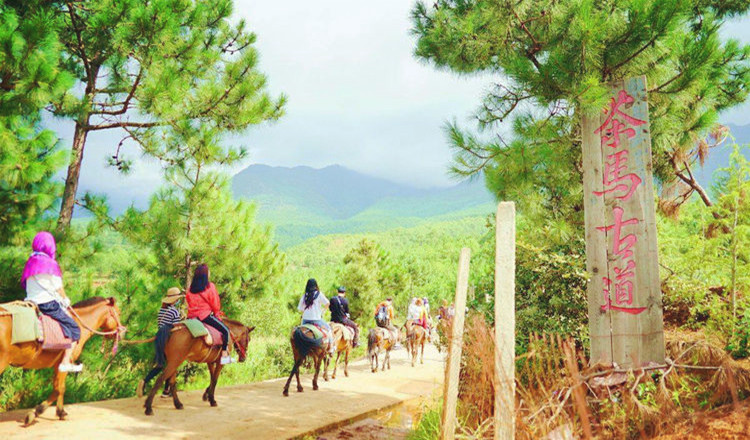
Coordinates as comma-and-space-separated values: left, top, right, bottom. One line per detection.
0, 344, 444, 439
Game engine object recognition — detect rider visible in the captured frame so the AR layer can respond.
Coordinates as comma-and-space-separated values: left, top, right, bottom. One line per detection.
374, 298, 396, 331
329, 286, 359, 348
137, 287, 184, 397
186, 264, 234, 365
297, 278, 334, 354
414, 298, 429, 330
406, 297, 419, 329
21, 231, 82, 373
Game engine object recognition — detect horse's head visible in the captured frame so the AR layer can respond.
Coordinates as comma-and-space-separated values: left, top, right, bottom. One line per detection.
71, 296, 127, 355
99, 297, 126, 337
226, 319, 255, 363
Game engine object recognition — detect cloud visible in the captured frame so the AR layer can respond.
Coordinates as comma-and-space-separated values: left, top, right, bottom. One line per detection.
58, 1, 750, 204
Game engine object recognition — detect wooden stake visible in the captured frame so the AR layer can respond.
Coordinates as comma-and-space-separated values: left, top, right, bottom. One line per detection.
440, 247, 470, 440
494, 202, 516, 440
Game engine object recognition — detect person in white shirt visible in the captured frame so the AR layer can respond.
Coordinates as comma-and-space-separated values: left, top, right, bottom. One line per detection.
21, 232, 82, 373
298, 279, 334, 353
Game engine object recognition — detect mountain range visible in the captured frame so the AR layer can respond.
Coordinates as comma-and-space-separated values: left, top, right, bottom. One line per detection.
230, 164, 495, 247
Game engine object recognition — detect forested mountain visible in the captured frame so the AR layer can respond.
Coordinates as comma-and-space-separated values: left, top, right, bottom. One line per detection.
231, 164, 495, 247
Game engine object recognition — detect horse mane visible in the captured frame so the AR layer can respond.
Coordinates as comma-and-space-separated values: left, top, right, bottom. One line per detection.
222, 317, 242, 327
72, 296, 108, 308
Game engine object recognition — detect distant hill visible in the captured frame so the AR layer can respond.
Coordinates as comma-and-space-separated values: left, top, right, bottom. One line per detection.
231, 164, 495, 247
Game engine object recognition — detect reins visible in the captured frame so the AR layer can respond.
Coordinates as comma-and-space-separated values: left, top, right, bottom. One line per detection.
67, 304, 127, 355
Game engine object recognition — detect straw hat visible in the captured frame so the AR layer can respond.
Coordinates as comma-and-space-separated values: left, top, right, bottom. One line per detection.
162, 287, 184, 305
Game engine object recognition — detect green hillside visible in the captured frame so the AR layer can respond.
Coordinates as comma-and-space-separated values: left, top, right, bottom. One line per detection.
231, 164, 494, 247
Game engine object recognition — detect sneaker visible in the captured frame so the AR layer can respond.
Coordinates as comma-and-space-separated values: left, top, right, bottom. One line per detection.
58, 363, 83, 373
220, 355, 235, 365
136, 380, 145, 398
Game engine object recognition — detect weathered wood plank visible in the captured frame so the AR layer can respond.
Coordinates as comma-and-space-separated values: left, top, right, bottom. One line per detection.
581, 109, 613, 365
440, 247, 471, 440
494, 202, 516, 440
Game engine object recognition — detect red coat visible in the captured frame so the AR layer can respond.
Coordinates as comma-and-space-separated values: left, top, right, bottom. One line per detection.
186, 283, 224, 320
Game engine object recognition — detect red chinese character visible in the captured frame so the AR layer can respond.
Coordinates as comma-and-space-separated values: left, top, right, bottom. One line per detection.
601, 275, 646, 315
600, 119, 635, 150
597, 207, 639, 259
593, 150, 642, 201
595, 89, 646, 136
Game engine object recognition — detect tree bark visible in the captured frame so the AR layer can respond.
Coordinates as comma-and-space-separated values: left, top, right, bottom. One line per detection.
56, 119, 91, 234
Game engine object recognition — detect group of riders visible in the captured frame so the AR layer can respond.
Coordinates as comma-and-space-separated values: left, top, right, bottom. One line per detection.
16, 231, 453, 393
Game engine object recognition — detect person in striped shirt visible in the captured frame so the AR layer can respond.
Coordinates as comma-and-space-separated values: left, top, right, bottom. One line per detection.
137, 287, 184, 397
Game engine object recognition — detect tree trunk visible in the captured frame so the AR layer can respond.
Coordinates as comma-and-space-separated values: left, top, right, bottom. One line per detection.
56, 120, 90, 235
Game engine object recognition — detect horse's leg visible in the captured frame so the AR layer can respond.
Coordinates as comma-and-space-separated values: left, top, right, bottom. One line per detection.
323, 352, 330, 382
208, 362, 223, 407
332, 351, 341, 379
145, 358, 181, 415
283, 358, 303, 396
169, 371, 184, 410
421, 339, 425, 364
25, 362, 63, 425
312, 355, 321, 391
203, 362, 216, 401
344, 347, 350, 377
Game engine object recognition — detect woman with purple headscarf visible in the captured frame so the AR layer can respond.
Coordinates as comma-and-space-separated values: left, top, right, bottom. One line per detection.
22, 231, 83, 373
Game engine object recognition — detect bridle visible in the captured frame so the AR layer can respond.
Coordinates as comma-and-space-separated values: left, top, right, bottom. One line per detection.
229, 329, 247, 361
67, 304, 127, 355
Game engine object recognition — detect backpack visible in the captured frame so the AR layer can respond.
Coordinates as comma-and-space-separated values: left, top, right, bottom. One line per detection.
376, 305, 389, 326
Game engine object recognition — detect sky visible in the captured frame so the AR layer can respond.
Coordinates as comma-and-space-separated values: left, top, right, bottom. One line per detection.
60, 2, 750, 207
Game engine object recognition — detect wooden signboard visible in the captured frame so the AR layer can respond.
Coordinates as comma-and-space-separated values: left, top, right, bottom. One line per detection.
581, 76, 665, 368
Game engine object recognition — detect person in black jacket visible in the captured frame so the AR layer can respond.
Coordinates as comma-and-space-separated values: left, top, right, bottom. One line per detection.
329, 286, 360, 347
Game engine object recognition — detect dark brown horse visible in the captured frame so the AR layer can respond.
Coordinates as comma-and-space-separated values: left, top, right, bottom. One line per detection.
0, 297, 125, 425
404, 322, 427, 367
143, 318, 254, 415
328, 322, 353, 379
367, 326, 399, 373
282, 325, 331, 396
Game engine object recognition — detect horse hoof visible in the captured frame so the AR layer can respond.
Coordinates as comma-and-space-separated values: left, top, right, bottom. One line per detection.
344, 371, 348, 377
175, 403, 184, 410
324, 377, 329, 382
283, 389, 289, 397
313, 385, 319, 391
145, 408, 154, 416
56, 409, 68, 420
24, 412, 35, 426
297, 387, 304, 393
202, 392, 208, 402
210, 401, 218, 407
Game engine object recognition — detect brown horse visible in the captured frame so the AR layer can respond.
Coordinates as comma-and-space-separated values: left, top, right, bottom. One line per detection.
282, 325, 331, 396
404, 322, 427, 367
328, 322, 353, 379
143, 318, 254, 415
367, 326, 399, 373
0, 297, 125, 425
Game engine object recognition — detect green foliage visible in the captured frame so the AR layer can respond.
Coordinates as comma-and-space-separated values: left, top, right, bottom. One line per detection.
0, 2, 70, 244
411, 0, 750, 224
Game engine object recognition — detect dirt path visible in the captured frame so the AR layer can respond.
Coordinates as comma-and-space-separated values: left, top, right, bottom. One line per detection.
0, 344, 443, 439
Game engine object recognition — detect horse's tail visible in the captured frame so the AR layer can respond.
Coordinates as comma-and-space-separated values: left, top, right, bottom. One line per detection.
367, 329, 378, 357
293, 326, 321, 359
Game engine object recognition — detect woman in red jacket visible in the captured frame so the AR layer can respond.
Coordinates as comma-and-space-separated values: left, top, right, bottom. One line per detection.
186, 264, 233, 365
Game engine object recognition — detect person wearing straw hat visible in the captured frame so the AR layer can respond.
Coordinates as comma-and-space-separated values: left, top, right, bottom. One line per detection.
137, 287, 184, 397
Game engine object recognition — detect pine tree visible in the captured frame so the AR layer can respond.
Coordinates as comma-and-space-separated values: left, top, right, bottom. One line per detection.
411, 0, 750, 224
50, 0, 285, 233
0, 2, 70, 244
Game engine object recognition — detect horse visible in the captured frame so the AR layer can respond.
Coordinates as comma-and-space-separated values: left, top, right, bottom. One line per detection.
0, 297, 125, 425
143, 318, 254, 415
367, 326, 400, 373
404, 321, 427, 367
328, 322, 353, 379
282, 324, 331, 396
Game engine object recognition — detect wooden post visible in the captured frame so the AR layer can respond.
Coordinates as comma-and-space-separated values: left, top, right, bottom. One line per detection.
581, 76, 665, 368
494, 202, 516, 439
440, 247, 470, 440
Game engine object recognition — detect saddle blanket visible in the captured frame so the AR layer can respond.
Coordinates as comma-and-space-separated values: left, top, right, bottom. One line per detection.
301, 323, 325, 340
180, 319, 224, 346
2, 302, 71, 349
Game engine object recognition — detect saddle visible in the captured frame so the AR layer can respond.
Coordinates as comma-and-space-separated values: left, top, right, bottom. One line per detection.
178, 319, 224, 347
331, 322, 354, 343
302, 323, 333, 350
1, 301, 71, 350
